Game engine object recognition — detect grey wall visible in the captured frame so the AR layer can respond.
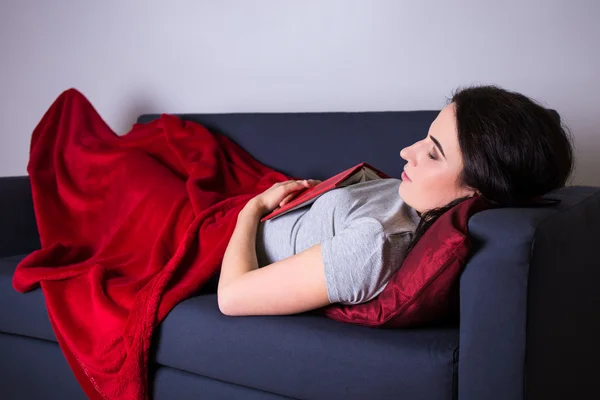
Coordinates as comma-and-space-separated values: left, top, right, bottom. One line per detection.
1, 0, 598, 185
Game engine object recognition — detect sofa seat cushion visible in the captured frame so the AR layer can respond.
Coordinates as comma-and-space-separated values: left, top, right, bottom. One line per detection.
1, 254, 460, 399
152, 294, 459, 399
0, 254, 56, 341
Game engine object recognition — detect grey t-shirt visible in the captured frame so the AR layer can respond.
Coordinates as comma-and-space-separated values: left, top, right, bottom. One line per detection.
255, 178, 421, 305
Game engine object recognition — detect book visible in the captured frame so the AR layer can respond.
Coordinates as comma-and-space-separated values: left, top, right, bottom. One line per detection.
260, 162, 392, 222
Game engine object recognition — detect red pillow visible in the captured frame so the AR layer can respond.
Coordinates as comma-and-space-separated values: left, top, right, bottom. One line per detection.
320, 194, 494, 328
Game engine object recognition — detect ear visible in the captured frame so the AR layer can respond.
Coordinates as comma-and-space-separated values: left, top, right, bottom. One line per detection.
466, 187, 481, 198
457, 184, 480, 199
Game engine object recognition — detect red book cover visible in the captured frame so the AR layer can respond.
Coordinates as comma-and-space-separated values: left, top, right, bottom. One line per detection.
260, 162, 392, 222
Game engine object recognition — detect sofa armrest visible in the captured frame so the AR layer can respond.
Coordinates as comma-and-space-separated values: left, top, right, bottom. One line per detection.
0, 176, 40, 258
457, 185, 600, 400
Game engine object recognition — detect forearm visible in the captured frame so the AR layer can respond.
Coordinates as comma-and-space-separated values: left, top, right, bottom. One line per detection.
218, 201, 263, 292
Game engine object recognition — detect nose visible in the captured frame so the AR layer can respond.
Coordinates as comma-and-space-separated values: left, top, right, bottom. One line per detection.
399, 144, 413, 164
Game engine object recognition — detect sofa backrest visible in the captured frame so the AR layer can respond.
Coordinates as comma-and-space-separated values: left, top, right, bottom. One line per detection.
137, 111, 438, 180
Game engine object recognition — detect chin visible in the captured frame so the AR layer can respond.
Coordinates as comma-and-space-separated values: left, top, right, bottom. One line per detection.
398, 183, 411, 203
399, 184, 422, 213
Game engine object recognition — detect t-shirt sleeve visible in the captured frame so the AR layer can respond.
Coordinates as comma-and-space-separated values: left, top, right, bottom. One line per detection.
320, 218, 412, 305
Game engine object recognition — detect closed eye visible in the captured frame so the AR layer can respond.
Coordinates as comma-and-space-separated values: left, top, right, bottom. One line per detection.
428, 135, 446, 160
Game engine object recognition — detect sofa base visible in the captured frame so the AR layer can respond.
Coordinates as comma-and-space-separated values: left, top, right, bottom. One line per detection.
0, 333, 293, 400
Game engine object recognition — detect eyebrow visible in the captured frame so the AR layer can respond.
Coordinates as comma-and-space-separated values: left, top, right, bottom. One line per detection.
429, 135, 446, 159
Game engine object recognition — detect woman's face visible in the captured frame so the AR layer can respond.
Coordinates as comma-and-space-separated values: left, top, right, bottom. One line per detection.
399, 102, 479, 214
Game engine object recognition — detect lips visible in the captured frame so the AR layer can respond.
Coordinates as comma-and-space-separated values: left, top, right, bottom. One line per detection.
402, 170, 412, 182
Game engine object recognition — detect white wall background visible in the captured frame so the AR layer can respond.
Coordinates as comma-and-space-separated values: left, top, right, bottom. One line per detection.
1, 0, 599, 185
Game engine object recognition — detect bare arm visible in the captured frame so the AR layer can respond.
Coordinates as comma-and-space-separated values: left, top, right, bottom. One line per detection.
217, 202, 330, 316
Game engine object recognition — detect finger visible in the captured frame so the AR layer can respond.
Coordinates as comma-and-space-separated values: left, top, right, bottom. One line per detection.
277, 181, 303, 198
281, 181, 308, 197
280, 192, 296, 206
288, 180, 309, 186
282, 186, 307, 204
273, 180, 300, 188
287, 179, 317, 186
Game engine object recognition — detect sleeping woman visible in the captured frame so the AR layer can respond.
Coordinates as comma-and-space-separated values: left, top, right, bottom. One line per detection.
217, 85, 574, 316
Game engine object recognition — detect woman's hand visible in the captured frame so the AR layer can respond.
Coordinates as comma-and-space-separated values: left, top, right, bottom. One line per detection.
248, 179, 321, 214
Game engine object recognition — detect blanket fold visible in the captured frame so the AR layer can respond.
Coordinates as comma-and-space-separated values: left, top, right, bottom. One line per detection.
12, 89, 292, 399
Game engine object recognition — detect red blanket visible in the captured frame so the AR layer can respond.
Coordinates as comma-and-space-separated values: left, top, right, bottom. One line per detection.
12, 89, 293, 399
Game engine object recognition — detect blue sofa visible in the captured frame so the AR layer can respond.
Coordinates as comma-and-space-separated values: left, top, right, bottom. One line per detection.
1, 110, 599, 400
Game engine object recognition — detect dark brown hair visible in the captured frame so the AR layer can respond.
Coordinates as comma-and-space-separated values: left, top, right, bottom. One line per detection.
406, 85, 575, 254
